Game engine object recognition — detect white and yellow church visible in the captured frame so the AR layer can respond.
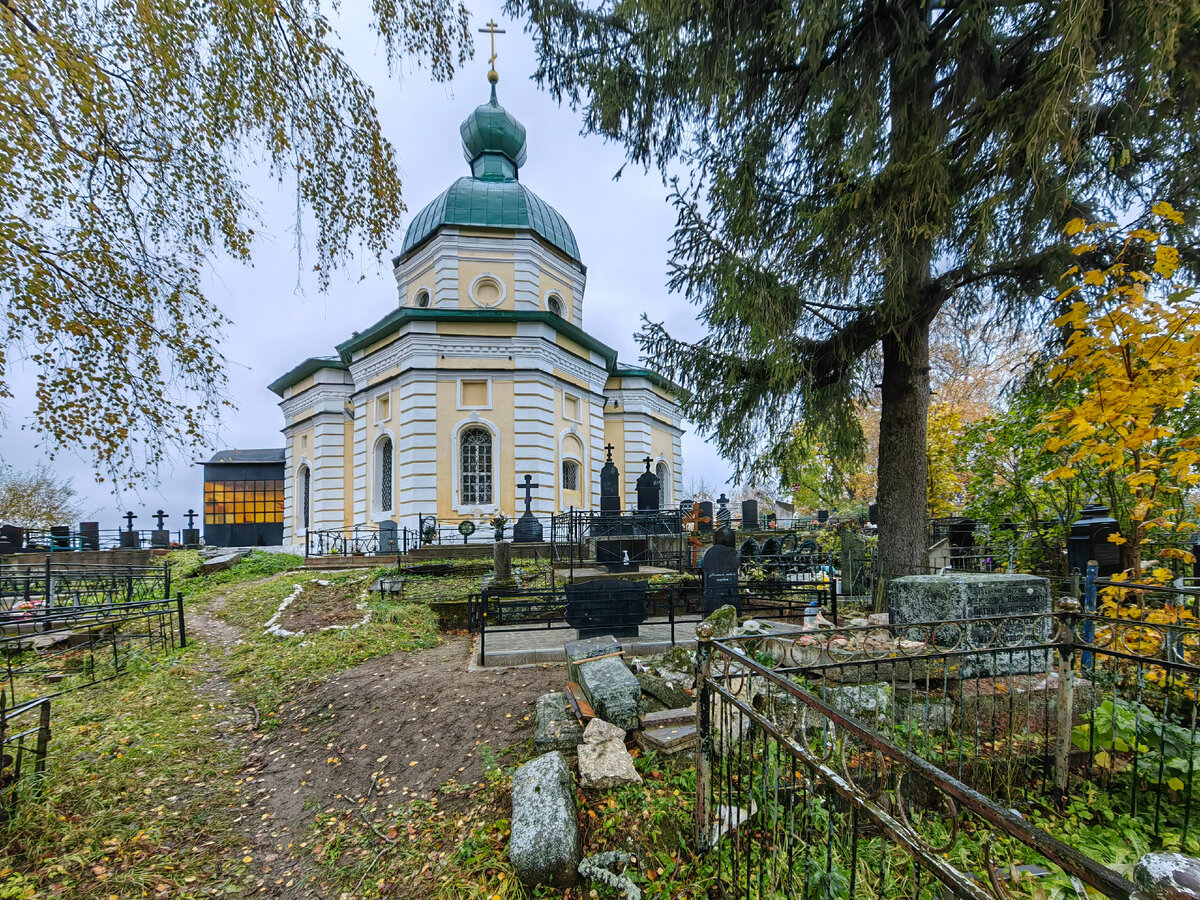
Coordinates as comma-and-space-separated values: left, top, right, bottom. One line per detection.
269, 75, 686, 548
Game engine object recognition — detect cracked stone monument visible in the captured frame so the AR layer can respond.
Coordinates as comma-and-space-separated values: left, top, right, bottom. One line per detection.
578, 718, 642, 789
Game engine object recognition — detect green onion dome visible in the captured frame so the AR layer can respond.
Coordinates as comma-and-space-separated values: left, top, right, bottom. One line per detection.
400, 85, 580, 263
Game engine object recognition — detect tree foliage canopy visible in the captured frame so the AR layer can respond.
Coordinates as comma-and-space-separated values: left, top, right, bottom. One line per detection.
0, 460, 83, 528
511, 0, 1200, 570
1, 0, 471, 483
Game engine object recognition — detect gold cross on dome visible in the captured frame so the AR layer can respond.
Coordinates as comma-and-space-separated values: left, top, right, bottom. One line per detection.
479, 19, 506, 81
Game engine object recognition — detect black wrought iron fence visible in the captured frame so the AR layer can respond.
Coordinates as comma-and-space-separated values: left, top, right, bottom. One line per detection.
0, 562, 171, 612
696, 629, 1138, 899
0, 596, 186, 708
0, 697, 50, 819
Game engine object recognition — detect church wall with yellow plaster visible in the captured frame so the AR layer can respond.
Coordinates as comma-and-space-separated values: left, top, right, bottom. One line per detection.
457, 258, 516, 310
403, 263, 436, 304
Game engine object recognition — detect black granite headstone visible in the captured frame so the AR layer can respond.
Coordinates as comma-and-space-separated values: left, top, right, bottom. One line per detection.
1068, 504, 1123, 577
698, 501, 714, 533
0, 524, 23, 552
741, 499, 759, 530
715, 494, 732, 530
79, 521, 100, 551
151, 530, 171, 549
565, 579, 648, 639
182, 529, 201, 548
600, 444, 621, 515
636, 457, 661, 511
512, 474, 544, 543
49, 525, 70, 550
120, 531, 140, 548
816, 509, 829, 525
701, 526, 741, 613
868, 502, 879, 524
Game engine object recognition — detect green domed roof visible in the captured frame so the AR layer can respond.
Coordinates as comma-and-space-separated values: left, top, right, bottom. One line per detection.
400, 85, 580, 263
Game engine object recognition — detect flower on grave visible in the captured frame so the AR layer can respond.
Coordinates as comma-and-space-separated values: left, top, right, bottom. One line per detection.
490, 512, 509, 528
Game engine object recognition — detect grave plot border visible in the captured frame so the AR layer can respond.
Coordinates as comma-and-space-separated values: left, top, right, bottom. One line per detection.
696, 627, 1138, 900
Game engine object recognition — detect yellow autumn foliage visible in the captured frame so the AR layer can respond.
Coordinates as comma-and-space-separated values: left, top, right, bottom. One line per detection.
1037, 208, 1200, 577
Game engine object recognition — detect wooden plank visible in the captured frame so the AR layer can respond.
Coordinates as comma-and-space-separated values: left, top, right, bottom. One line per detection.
565, 680, 595, 723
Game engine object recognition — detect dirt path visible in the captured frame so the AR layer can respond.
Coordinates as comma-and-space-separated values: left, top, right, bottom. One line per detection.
188, 584, 562, 898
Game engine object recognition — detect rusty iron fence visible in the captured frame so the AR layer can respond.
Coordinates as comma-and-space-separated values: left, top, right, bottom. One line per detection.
695, 626, 1141, 899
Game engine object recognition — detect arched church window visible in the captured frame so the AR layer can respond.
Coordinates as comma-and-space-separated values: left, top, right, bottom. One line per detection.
562, 459, 579, 491
547, 295, 563, 317
377, 437, 393, 511
656, 461, 670, 505
415, 289, 430, 308
461, 428, 493, 505
301, 466, 311, 529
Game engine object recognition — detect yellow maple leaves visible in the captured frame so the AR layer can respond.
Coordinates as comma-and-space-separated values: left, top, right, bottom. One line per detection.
1042, 206, 1200, 576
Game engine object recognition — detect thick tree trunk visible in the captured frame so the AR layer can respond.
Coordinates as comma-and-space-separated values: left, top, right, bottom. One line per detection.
876, 320, 932, 592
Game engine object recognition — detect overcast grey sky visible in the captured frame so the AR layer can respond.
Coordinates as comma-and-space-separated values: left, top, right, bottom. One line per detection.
1, 0, 737, 527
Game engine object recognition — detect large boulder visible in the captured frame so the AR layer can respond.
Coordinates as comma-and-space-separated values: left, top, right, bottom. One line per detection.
509, 752, 581, 890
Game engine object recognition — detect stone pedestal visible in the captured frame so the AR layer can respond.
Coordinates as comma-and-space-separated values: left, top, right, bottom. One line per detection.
150, 529, 171, 549
181, 528, 200, 548
119, 531, 140, 549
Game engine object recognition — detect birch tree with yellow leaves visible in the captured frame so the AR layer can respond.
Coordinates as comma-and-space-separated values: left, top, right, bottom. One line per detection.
1040, 204, 1200, 579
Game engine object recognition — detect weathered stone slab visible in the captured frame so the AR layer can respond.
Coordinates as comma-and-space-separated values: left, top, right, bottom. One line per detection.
827, 683, 892, 727
535, 692, 584, 752
565, 635, 621, 683
509, 751, 580, 889
887, 573, 1052, 676
637, 723, 697, 754
642, 707, 695, 729
635, 670, 693, 709
583, 718, 627, 744
576, 656, 641, 732
703, 604, 739, 639
199, 550, 249, 575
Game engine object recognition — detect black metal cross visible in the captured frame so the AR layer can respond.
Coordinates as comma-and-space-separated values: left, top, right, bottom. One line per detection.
517, 474, 540, 514
185, 509, 197, 529
123, 511, 137, 532
153, 509, 169, 529
643, 456, 653, 472
605, 443, 615, 463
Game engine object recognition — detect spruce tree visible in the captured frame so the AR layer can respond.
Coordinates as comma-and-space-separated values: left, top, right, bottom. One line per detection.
508, 0, 1200, 577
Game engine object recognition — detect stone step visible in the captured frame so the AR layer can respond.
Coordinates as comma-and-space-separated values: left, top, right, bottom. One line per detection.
642, 707, 695, 729
637, 723, 697, 755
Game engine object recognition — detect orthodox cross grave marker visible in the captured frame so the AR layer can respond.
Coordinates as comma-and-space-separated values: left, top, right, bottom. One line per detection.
151, 510, 171, 549
512, 474, 544, 543
120, 511, 140, 548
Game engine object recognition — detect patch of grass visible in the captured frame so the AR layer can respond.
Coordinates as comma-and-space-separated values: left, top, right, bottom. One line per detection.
176, 550, 304, 603
209, 570, 439, 717
0, 650, 249, 899
296, 745, 714, 899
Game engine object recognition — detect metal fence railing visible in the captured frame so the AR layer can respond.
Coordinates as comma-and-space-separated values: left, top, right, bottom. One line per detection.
0, 697, 50, 820
0, 562, 171, 612
696, 628, 1139, 899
